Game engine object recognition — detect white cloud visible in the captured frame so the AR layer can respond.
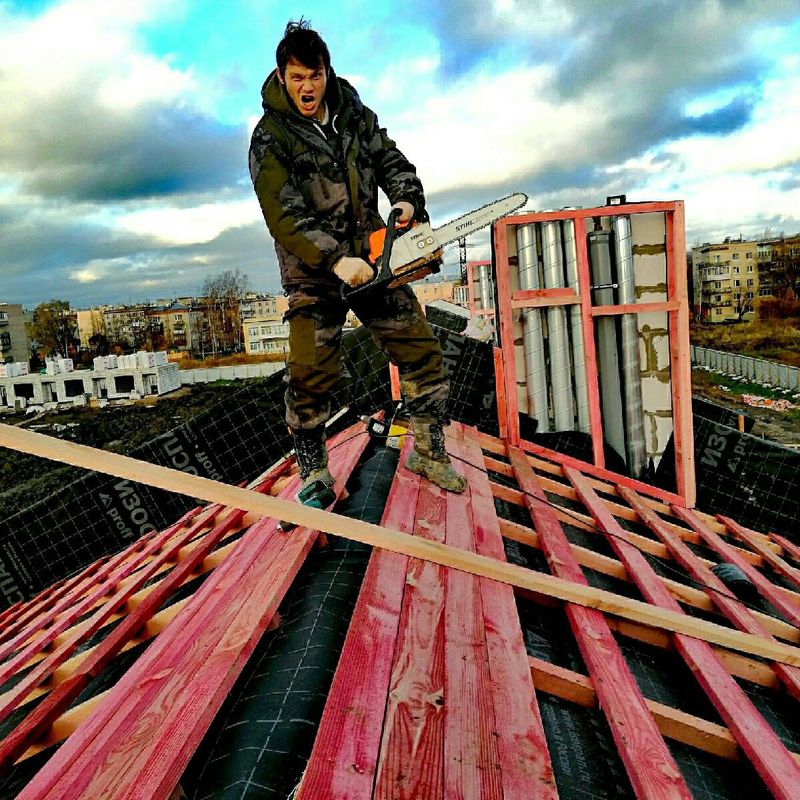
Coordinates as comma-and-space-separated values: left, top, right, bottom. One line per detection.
114, 200, 259, 245
388, 64, 604, 195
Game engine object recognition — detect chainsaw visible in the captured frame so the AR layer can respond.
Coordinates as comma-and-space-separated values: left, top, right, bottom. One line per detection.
342, 193, 528, 298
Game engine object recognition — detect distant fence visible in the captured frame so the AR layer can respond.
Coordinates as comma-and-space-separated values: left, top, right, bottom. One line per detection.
691, 346, 800, 392
179, 361, 285, 385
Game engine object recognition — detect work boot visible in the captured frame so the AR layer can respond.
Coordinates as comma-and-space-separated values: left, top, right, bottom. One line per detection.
406, 419, 467, 493
291, 426, 333, 489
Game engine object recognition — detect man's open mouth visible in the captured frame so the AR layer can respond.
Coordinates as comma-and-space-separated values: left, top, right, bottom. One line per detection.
301, 94, 315, 105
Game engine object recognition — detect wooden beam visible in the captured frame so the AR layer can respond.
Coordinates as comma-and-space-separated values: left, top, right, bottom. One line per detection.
374, 464, 448, 798
456, 429, 557, 798
298, 439, 420, 799
527, 656, 800, 765
1, 423, 799, 668
508, 447, 691, 798
566, 467, 800, 800
672, 507, 800, 629
772, 533, 800, 565
720, 516, 800, 592
622, 487, 800, 700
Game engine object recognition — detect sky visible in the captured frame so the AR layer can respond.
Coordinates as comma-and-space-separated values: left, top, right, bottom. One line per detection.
1, 0, 799, 309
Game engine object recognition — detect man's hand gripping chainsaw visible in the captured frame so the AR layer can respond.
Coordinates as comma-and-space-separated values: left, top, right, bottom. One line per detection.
341, 192, 527, 299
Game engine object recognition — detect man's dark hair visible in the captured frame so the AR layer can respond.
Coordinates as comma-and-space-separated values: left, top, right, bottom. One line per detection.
276, 18, 330, 75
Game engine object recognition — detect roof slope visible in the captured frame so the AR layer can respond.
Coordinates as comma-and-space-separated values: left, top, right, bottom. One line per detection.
0, 421, 799, 798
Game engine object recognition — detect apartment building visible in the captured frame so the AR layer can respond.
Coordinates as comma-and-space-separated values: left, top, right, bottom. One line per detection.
692, 237, 759, 322
242, 316, 289, 356
0, 303, 29, 364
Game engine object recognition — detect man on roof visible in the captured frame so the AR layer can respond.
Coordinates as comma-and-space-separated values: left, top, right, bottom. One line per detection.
249, 19, 466, 497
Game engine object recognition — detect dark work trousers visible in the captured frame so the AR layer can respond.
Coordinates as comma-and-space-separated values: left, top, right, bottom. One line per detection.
284, 283, 449, 430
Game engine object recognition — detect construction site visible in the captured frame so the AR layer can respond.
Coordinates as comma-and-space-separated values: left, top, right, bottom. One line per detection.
1, 199, 800, 800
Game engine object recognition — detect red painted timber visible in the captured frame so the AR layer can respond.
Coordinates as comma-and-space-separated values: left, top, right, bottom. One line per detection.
0, 539, 148, 665
374, 473, 448, 799
518, 439, 684, 507
720, 516, 800, 592
771, 533, 800, 565
0, 503, 198, 659
0, 510, 204, 690
0, 505, 251, 773
18, 426, 367, 799
671, 506, 800, 628
566, 468, 800, 800
19, 510, 281, 799
508, 447, 690, 799
621, 487, 800, 700
443, 431, 503, 798
457, 428, 559, 799
298, 438, 420, 799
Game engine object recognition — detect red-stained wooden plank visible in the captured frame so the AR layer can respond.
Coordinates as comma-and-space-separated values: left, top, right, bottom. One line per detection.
0, 503, 200, 660
666, 204, 695, 507
298, 438, 420, 799
0, 506, 251, 773
458, 427, 558, 799
442, 432, 503, 799
771, 533, 800, 565
518, 439, 684, 507
0, 542, 144, 666
0, 509, 204, 691
620, 487, 800, 700
508, 446, 690, 799
18, 426, 367, 800
671, 506, 800, 629
374, 475, 448, 800
493, 220, 520, 446
720, 516, 800, 592
566, 468, 800, 800
493, 347, 508, 441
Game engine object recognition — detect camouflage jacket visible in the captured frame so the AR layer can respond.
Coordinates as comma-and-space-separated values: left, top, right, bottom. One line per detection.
249, 69, 426, 290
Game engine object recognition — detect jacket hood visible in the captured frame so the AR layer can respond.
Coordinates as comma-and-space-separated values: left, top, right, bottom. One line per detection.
260, 67, 362, 121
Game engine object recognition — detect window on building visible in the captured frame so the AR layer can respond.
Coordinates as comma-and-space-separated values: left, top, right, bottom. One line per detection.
249, 327, 259, 337
732, 253, 739, 260
261, 326, 270, 335
715, 295, 722, 302
746, 252, 753, 259
746, 292, 754, 300
251, 342, 261, 351
747, 265, 753, 273
714, 255, 720, 263
747, 278, 754, 286
734, 280, 740, 287
733, 266, 739, 274
714, 307, 722, 316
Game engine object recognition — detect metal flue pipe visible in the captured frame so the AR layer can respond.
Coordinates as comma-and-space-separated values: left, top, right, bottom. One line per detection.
516, 225, 550, 431
613, 215, 647, 478
541, 222, 573, 430
563, 220, 591, 433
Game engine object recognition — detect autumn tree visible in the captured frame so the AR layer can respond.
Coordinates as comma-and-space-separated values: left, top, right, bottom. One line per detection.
28, 300, 78, 357
200, 270, 251, 356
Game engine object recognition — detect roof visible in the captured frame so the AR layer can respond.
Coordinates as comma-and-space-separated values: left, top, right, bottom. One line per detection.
0, 418, 799, 799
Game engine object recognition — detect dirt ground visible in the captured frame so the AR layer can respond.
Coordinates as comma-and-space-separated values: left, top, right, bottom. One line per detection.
692, 368, 800, 446
0, 382, 251, 519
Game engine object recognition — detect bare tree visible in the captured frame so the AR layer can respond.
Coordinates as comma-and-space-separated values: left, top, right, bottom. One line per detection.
732, 290, 754, 322
200, 270, 251, 356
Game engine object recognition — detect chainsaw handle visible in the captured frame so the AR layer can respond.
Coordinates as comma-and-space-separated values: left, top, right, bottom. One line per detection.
340, 206, 404, 301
